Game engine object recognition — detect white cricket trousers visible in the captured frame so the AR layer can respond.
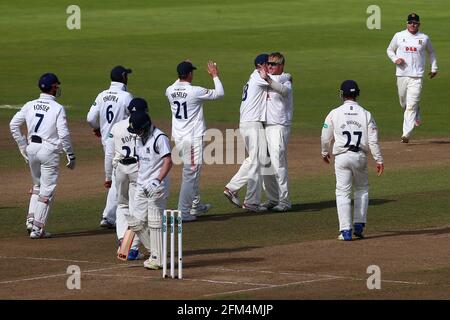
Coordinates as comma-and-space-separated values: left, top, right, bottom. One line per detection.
175, 137, 203, 214
263, 124, 291, 207
226, 121, 268, 205
334, 152, 369, 231
397, 76, 423, 138
115, 163, 140, 251
102, 144, 117, 223
26, 142, 60, 228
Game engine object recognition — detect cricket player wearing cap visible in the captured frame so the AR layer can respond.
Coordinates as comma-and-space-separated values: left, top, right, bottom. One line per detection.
125, 111, 172, 270
87, 65, 134, 228
10, 72, 76, 238
321, 80, 384, 241
165, 60, 224, 222
104, 98, 149, 260
386, 13, 438, 143
224, 53, 290, 212
261, 52, 293, 212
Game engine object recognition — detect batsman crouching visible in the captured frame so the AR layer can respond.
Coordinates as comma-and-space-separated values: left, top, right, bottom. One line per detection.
126, 110, 172, 270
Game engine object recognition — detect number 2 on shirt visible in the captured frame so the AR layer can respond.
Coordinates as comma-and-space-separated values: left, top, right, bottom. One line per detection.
174, 101, 187, 119
343, 131, 362, 147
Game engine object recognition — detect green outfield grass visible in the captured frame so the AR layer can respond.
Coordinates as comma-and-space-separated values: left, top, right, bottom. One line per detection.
0, 0, 449, 280
1, 0, 449, 138
3, 165, 450, 248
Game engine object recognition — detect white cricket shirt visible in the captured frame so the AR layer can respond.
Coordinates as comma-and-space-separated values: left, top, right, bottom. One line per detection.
321, 100, 383, 163
10, 93, 74, 154
239, 70, 269, 123
87, 81, 133, 145
165, 77, 224, 141
104, 118, 137, 180
136, 127, 172, 186
387, 29, 438, 77
266, 72, 293, 125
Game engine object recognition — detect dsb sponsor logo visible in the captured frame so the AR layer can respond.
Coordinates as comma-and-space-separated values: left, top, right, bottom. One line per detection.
405, 47, 418, 52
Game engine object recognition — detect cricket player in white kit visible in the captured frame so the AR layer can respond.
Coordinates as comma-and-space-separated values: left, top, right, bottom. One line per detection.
165, 60, 224, 221
386, 13, 438, 143
10, 73, 76, 239
125, 111, 172, 270
321, 80, 384, 241
87, 66, 133, 228
224, 54, 290, 212
262, 52, 293, 212
104, 98, 149, 260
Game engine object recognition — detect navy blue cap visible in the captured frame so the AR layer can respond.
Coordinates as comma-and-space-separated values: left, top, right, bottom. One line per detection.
38, 73, 60, 92
177, 61, 197, 76
254, 53, 269, 66
111, 65, 132, 82
407, 13, 420, 22
128, 111, 152, 134
340, 80, 360, 97
127, 97, 148, 113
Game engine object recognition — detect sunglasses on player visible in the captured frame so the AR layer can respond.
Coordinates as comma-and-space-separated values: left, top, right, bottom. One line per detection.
407, 21, 419, 25
268, 62, 282, 66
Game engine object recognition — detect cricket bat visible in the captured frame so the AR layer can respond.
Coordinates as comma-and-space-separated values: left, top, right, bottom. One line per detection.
117, 229, 135, 261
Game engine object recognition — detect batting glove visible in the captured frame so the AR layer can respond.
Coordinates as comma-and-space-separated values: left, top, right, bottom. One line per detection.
143, 179, 163, 198
66, 153, 76, 170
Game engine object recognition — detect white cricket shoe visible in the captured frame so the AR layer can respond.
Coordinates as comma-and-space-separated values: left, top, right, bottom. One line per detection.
26, 218, 34, 235
181, 212, 197, 222
272, 204, 291, 212
190, 203, 211, 216
260, 201, 278, 210
224, 187, 241, 208
144, 258, 162, 270
30, 227, 51, 239
100, 218, 115, 228
242, 203, 268, 212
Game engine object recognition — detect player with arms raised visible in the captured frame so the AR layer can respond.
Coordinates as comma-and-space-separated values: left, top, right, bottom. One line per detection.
165, 60, 224, 221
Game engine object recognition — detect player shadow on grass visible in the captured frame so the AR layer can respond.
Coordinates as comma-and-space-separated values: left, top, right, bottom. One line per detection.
364, 226, 450, 240
200, 198, 394, 222
51, 228, 115, 238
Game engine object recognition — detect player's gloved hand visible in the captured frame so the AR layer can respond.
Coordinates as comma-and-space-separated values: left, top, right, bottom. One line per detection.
66, 153, 76, 170
428, 71, 437, 79
376, 162, 384, 176
93, 128, 101, 137
19, 144, 29, 164
143, 179, 163, 198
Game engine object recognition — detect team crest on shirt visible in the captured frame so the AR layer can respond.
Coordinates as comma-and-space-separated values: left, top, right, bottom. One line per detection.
418, 39, 423, 45
146, 147, 150, 153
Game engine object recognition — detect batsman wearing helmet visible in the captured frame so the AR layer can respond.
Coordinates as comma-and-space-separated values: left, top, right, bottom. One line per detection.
87, 66, 134, 228
321, 80, 384, 241
10, 73, 76, 238
125, 110, 172, 270
104, 98, 150, 260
